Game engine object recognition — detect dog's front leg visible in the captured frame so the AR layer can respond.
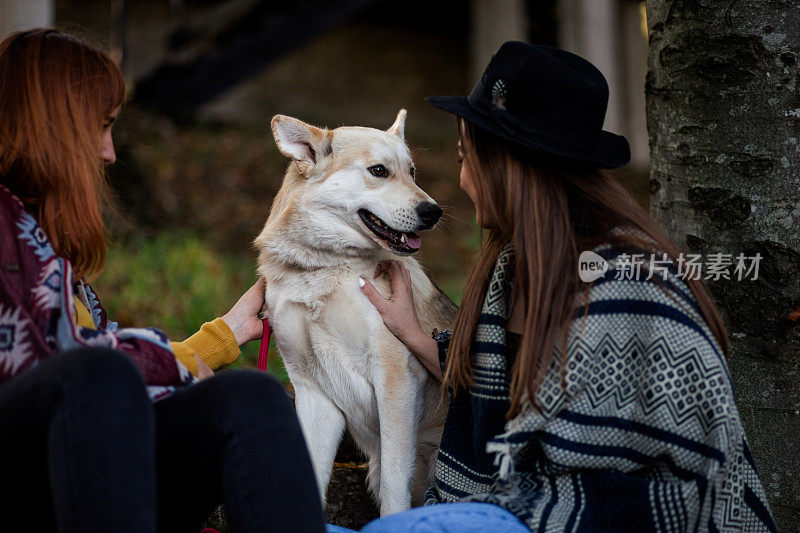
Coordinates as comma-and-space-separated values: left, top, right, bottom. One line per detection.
374, 355, 423, 515
293, 383, 346, 505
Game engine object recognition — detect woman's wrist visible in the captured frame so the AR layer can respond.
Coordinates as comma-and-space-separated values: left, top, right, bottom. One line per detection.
220, 313, 237, 344
405, 328, 442, 380
403, 326, 431, 355
221, 312, 258, 346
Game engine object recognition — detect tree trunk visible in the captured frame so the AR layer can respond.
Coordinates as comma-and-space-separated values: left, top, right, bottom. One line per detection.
646, 1, 800, 529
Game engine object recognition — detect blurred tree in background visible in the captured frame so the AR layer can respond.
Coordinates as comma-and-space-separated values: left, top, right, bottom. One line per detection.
646, 0, 800, 528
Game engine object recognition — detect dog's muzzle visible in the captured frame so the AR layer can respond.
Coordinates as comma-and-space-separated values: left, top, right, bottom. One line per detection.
416, 202, 443, 230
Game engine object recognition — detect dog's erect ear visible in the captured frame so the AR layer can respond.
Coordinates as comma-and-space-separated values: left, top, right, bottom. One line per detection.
386, 109, 407, 140
271, 115, 333, 175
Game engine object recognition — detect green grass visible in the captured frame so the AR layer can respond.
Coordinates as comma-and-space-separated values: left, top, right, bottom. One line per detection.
94, 232, 288, 382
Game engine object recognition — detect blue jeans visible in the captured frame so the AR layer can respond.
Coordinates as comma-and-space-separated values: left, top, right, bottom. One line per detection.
326, 502, 529, 533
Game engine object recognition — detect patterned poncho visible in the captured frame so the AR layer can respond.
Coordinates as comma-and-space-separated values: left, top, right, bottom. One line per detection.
0, 185, 194, 400
425, 242, 776, 532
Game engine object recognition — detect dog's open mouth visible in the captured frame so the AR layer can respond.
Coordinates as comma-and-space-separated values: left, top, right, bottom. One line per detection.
358, 209, 421, 254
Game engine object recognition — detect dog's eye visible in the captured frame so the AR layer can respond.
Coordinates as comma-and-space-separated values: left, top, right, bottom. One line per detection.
409, 166, 415, 178
368, 164, 389, 178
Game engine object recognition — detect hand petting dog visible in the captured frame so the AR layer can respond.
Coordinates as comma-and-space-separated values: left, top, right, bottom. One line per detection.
360, 261, 441, 381
221, 277, 266, 345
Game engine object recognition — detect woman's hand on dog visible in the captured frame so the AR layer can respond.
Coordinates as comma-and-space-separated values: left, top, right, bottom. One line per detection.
360, 260, 442, 380
222, 277, 267, 346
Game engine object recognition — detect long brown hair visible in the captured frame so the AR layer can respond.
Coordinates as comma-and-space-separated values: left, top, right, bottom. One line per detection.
0, 29, 125, 279
445, 118, 730, 417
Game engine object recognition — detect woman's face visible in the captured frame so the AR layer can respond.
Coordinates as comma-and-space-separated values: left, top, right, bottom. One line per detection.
458, 140, 494, 229
100, 107, 119, 165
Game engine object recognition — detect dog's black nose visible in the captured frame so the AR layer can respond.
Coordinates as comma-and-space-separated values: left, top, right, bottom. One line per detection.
416, 202, 443, 227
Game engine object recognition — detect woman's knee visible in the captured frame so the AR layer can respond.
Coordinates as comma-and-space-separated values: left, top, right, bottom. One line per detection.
202, 369, 295, 422
57, 348, 149, 406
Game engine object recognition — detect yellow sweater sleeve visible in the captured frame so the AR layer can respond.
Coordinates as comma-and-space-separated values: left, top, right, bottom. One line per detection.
171, 318, 240, 375
72, 296, 239, 377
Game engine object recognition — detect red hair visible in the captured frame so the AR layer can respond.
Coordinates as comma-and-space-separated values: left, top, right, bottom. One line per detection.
0, 29, 125, 279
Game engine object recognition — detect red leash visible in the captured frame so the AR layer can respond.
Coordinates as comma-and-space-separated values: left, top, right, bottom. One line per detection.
257, 316, 272, 371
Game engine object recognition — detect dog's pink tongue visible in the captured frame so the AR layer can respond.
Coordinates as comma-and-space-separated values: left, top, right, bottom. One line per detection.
405, 233, 422, 250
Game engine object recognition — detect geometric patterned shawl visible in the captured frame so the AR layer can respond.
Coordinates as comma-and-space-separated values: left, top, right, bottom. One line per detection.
426, 241, 776, 532
426, 242, 516, 502
0, 184, 194, 401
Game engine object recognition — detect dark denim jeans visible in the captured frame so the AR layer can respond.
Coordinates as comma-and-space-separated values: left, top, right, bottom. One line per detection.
0, 348, 324, 533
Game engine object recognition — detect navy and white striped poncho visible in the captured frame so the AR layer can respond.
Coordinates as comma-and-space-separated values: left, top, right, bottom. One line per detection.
425, 241, 776, 532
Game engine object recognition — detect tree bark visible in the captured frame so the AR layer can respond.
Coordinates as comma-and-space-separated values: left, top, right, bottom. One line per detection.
646, 1, 800, 529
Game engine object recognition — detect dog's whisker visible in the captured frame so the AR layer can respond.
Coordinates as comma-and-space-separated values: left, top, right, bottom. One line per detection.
436, 222, 455, 233
441, 212, 469, 225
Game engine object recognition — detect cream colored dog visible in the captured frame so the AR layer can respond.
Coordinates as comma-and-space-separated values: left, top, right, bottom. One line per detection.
254, 110, 456, 515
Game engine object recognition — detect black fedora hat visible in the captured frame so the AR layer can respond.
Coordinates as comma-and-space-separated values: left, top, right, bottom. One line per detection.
426, 41, 630, 169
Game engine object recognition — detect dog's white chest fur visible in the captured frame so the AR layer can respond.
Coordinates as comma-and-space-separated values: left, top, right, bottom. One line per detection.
267, 265, 396, 425
262, 260, 447, 515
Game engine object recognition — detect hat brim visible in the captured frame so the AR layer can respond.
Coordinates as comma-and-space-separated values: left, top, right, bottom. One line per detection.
425, 95, 630, 169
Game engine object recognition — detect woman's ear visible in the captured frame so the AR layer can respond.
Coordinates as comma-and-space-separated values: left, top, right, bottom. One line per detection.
386, 109, 407, 140
270, 115, 333, 175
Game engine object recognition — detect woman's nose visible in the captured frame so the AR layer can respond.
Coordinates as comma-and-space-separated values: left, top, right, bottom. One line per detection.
101, 140, 116, 165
